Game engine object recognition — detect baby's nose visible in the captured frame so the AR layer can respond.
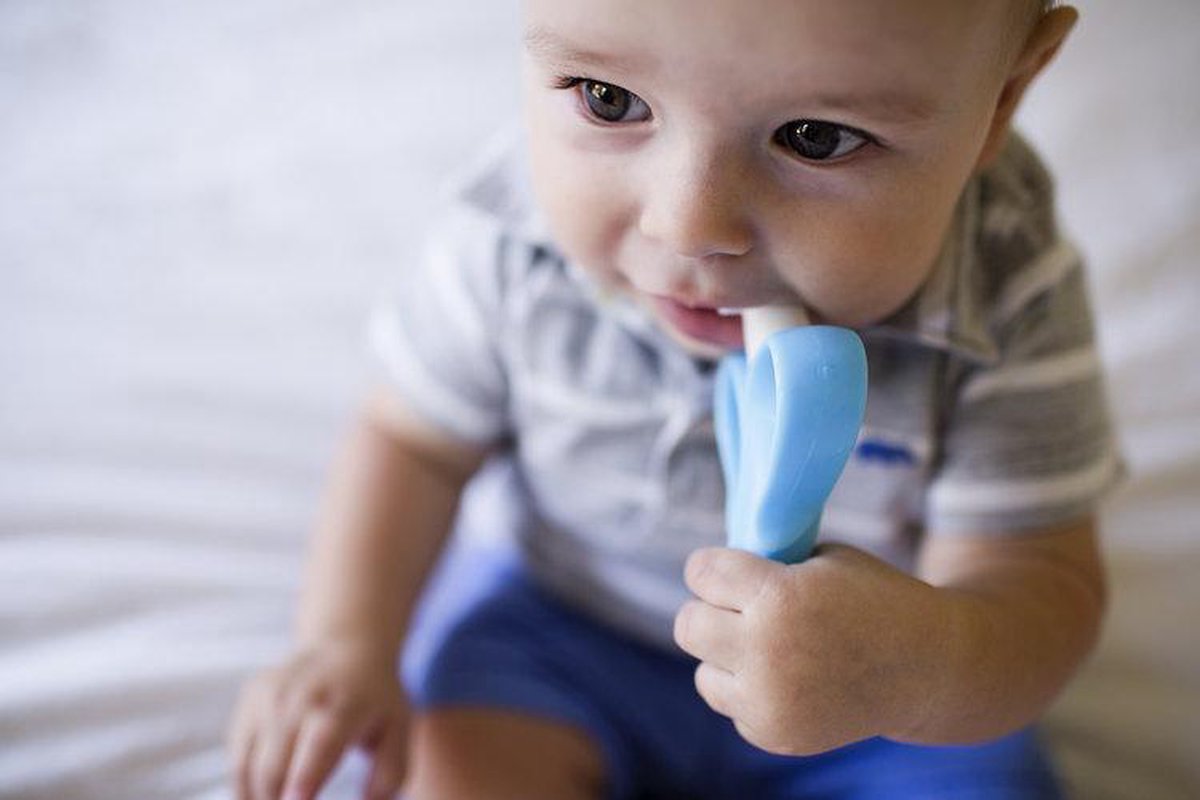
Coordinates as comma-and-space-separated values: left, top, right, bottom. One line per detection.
637, 150, 755, 260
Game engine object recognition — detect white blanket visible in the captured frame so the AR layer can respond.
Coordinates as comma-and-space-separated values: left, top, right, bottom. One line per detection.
1, 1, 1197, 798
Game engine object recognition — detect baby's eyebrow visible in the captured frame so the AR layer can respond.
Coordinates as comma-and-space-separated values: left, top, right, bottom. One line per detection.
803, 87, 947, 126
524, 26, 656, 72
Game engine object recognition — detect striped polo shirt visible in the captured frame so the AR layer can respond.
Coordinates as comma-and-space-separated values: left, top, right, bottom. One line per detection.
370, 128, 1122, 648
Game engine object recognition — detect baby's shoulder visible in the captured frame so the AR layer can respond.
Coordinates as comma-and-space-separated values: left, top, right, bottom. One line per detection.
439, 125, 546, 242
423, 126, 563, 289
976, 132, 1059, 239
963, 133, 1083, 338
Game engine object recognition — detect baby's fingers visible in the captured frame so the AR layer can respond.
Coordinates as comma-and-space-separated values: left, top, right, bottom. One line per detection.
251, 712, 301, 800
228, 673, 285, 800
282, 712, 358, 800
363, 719, 409, 800
226, 686, 258, 798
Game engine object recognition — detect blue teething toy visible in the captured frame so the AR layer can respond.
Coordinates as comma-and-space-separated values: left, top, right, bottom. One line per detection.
714, 319, 868, 563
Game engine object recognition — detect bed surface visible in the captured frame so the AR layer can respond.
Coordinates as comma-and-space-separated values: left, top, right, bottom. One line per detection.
2, 1, 1197, 797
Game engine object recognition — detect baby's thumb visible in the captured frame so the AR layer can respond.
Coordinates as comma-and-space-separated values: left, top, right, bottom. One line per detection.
363, 720, 408, 800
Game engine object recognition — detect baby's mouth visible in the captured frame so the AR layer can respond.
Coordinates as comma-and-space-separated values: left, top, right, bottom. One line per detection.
650, 296, 746, 349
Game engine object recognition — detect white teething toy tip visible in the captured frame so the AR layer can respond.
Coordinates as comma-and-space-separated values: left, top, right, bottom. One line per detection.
742, 305, 811, 359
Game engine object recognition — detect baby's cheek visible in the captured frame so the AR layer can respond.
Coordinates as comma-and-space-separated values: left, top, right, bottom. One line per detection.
529, 157, 593, 262
816, 269, 930, 327
551, 201, 624, 283
776, 214, 944, 327
555, 197, 633, 288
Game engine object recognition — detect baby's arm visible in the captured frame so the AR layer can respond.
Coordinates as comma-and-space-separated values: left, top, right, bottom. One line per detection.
905, 517, 1105, 743
673, 518, 1105, 755
228, 387, 490, 800
295, 387, 489, 669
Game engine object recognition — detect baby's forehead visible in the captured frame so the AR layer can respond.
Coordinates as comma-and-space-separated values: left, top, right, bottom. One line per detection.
522, 0, 1034, 61
523, 0, 1023, 105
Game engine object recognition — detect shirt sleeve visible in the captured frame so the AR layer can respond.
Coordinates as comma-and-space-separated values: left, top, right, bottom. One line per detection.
366, 203, 512, 446
925, 252, 1124, 535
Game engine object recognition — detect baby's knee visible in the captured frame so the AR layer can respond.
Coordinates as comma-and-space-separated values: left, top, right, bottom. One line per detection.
403, 708, 607, 800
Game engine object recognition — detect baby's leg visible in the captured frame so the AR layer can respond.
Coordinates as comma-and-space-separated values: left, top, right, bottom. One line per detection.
404, 707, 607, 800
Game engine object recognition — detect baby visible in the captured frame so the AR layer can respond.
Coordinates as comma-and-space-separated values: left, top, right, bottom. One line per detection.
229, 1, 1122, 798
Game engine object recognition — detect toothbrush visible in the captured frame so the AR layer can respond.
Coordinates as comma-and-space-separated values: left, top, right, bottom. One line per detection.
713, 305, 868, 563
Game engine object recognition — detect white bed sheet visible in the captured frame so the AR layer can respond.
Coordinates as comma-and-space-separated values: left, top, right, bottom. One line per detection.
1, 1, 1197, 798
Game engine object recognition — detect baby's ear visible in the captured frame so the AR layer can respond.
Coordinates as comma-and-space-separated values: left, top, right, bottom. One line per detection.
975, 6, 1079, 170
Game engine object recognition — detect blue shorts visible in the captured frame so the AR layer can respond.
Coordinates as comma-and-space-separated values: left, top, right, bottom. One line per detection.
402, 544, 1063, 800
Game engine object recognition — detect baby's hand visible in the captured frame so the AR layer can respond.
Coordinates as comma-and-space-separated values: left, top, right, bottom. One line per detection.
227, 641, 410, 800
674, 545, 951, 756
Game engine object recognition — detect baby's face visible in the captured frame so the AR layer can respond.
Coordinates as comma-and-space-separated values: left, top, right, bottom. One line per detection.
522, 0, 1030, 357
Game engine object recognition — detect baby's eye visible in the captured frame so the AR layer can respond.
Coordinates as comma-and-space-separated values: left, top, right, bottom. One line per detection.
560, 77, 652, 124
774, 120, 870, 162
